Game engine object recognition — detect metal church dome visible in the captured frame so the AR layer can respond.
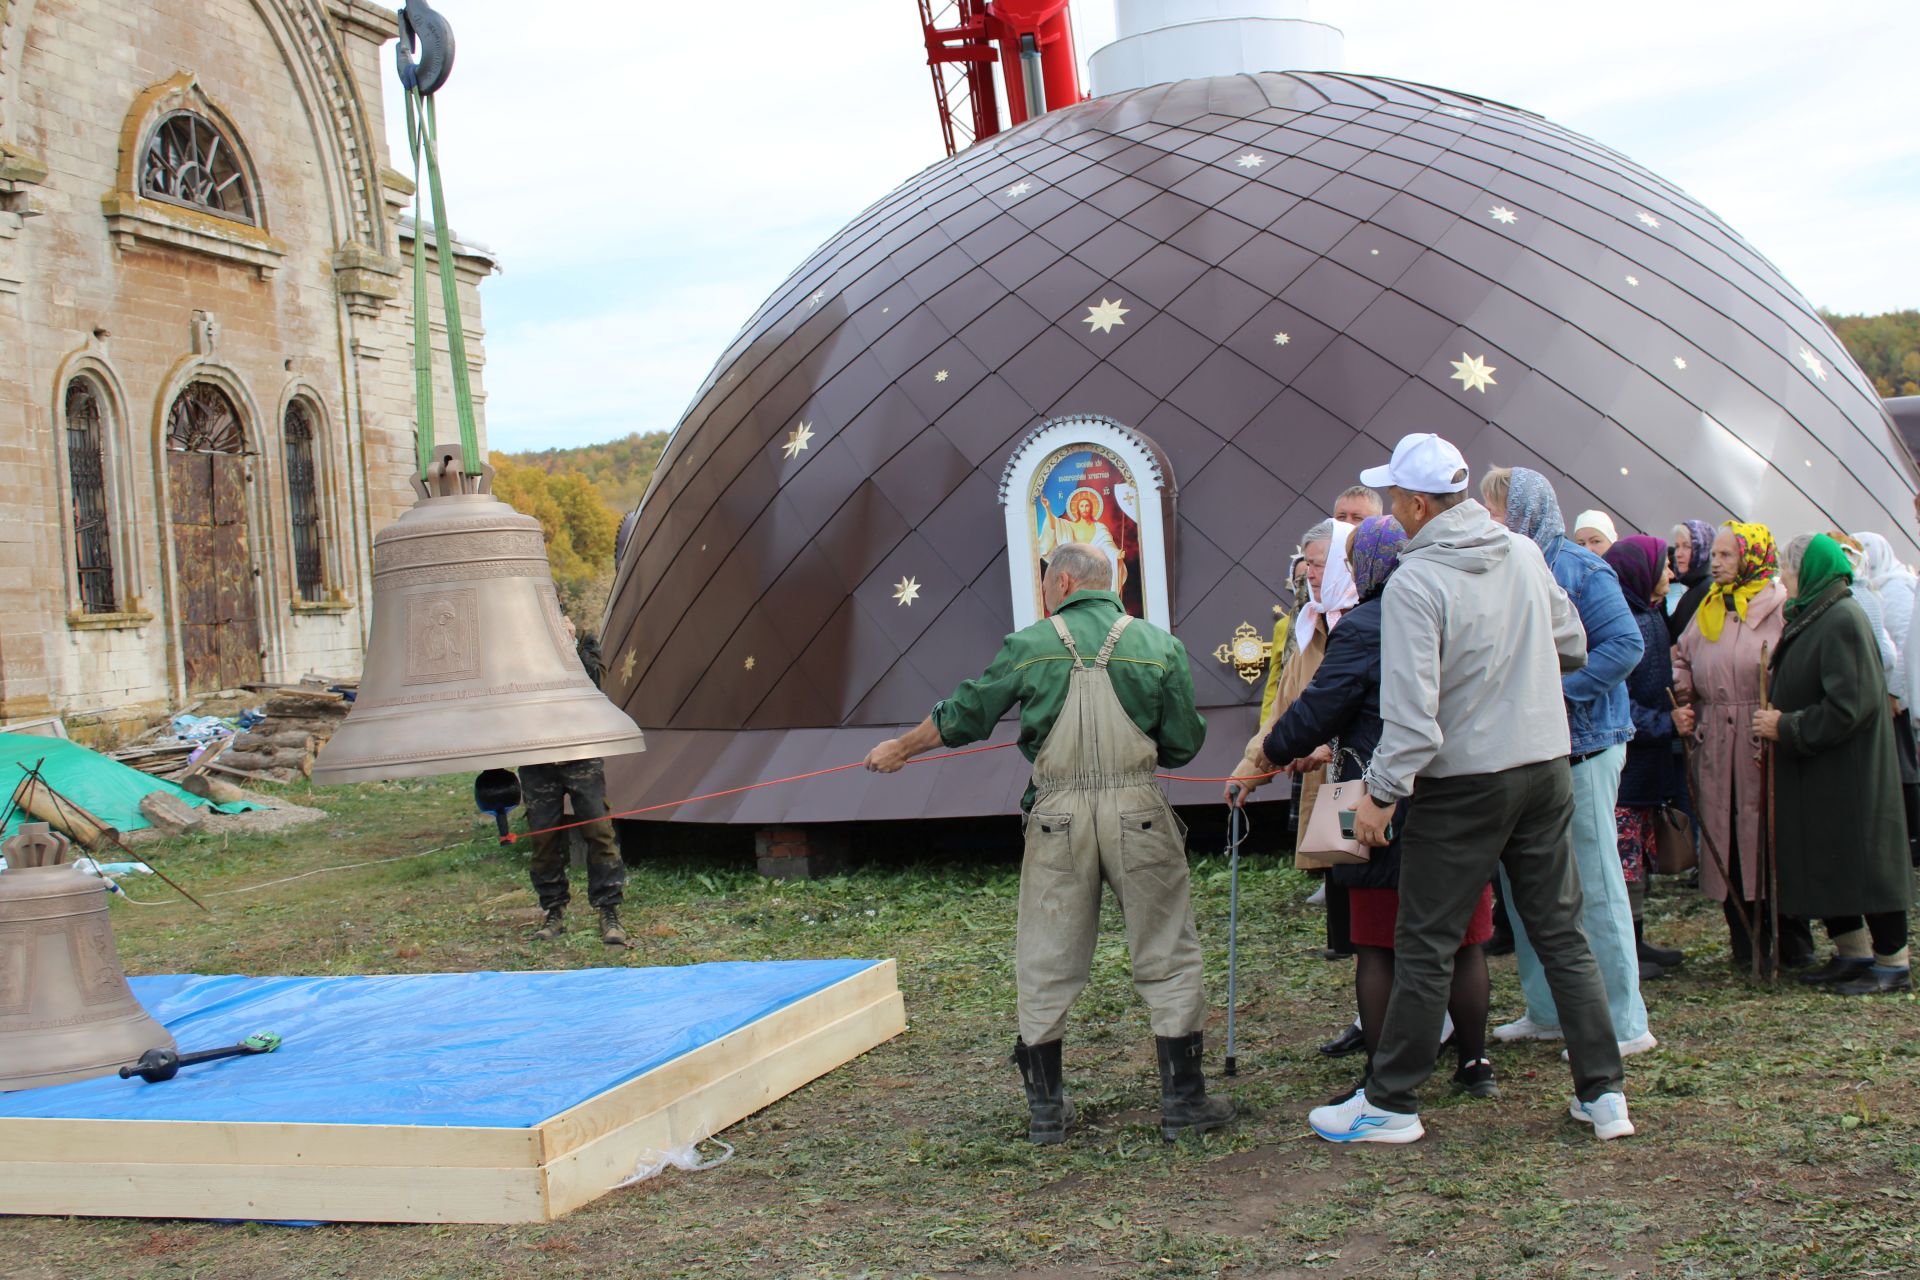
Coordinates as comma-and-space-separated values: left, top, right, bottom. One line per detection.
601, 71, 1917, 826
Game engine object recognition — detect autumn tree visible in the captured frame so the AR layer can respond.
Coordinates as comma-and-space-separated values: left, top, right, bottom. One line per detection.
489, 452, 621, 634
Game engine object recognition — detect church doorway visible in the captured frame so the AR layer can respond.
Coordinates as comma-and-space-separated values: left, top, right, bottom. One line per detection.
165, 382, 262, 693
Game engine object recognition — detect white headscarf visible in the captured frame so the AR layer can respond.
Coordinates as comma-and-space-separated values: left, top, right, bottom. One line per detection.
1853, 531, 1915, 593
1295, 520, 1358, 652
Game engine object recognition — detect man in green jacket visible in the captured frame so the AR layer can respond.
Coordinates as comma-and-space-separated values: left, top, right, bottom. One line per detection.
865, 543, 1232, 1145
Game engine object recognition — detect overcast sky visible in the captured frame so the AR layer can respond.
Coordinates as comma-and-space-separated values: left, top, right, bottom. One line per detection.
384, 0, 1920, 453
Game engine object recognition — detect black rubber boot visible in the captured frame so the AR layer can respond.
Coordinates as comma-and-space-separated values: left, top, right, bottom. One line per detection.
531, 906, 566, 940
1799, 954, 1872, 985
1635, 918, 1684, 969
1155, 1032, 1236, 1140
1011, 1038, 1073, 1145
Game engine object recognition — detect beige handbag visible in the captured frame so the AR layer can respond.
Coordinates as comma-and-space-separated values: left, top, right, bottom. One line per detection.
1299, 778, 1373, 865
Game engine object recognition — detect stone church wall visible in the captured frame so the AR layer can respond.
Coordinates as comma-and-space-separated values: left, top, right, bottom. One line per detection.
0, 0, 492, 742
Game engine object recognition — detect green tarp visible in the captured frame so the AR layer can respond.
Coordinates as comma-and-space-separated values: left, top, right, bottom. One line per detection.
0, 733, 258, 840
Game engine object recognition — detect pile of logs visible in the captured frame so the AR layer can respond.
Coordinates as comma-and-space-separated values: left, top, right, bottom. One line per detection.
110, 676, 357, 785
218, 681, 354, 779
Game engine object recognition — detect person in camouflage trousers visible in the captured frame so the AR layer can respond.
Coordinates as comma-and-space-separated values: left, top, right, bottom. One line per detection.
521, 756, 628, 945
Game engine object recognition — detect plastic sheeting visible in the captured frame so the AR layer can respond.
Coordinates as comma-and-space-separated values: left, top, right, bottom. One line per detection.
0, 962, 881, 1128
0, 733, 256, 839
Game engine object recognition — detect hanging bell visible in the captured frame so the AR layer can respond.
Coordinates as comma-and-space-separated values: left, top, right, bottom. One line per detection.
313, 444, 647, 784
0, 822, 175, 1091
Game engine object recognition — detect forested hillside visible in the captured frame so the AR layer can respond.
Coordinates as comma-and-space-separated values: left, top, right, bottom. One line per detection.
1826, 309, 1920, 397
506, 431, 672, 514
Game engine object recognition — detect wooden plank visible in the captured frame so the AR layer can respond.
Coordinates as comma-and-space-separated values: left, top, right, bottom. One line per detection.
541, 986, 905, 1219
537, 960, 898, 1158
0, 1161, 545, 1225
0, 1116, 539, 1170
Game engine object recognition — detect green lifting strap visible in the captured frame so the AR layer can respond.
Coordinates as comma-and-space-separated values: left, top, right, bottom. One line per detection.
404, 86, 482, 477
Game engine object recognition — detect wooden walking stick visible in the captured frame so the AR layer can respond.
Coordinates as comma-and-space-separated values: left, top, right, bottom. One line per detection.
1758, 643, 1780, 983
1669, 688, 1759, 973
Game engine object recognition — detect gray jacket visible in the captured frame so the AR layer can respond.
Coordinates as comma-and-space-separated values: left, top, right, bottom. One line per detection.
1364, 499, 1587, 802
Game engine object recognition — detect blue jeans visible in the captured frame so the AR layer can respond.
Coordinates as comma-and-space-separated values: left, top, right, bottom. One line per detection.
1501, 744, 1649, 1042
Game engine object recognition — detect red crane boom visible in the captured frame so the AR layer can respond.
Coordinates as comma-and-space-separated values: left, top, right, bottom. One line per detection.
919, 0, 1082, 156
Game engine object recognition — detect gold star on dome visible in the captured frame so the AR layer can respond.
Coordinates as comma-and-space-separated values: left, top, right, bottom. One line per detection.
1440, 106, 1476, 120
1273, 332, 1291, 345
782, 420, 815, 459
1006, 181, 1032, 198
934, 369, 949, 383
893, 576, 921, 607
744, 656, 755, 670
619, 648, 636, 683
1236, 152, 1265, 169
809, 291, 824, 306
1625, 275, 1640, 287
1636, 212, 1660, 229
1798, 347, 1829, 381
1449, 352, 1498, 394
1489, 206, 1518, 225
1083, 298, 1130, 334
1673, 356, 1688, 370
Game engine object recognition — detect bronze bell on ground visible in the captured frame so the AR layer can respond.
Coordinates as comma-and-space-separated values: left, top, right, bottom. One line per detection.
313, 444, 647, 784
0, 822, 175, 1091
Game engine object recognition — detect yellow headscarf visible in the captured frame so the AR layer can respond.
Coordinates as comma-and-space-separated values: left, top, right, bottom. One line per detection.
1693, 520, 1777, 642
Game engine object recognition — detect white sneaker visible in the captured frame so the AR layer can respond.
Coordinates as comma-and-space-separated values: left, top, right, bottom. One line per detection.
1569, 1091, 1635, 1140
1307, 884, 1327, 905
1560, 1032, 1658, 1061
1308, 1088, 1425, 1144
1493, 1014, 1563, 1042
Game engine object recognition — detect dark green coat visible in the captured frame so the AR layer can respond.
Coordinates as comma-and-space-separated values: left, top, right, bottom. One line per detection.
1771, 585, 1914, 918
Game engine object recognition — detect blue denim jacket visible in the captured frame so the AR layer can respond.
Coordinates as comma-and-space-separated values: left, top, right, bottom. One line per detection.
1543, 536, 1642, 755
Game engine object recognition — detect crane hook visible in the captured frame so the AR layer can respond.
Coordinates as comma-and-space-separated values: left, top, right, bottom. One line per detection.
395, 0, 455, 96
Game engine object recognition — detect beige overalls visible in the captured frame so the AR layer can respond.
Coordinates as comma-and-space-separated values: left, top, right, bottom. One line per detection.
1016, 614, 1209, 1045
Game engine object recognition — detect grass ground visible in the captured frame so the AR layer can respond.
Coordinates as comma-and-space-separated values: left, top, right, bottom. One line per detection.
3, 776, 1917, 1279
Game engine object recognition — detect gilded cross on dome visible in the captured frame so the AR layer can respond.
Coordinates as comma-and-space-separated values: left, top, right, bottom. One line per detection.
1449, 353, 1497, 394
1083, 298, 1129, 334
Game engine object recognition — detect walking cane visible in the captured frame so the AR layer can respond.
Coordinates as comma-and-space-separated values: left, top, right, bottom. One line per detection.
1669, 689, 1760, 974
1759, 644, 1780, 983
1224, 801, 1245, 1077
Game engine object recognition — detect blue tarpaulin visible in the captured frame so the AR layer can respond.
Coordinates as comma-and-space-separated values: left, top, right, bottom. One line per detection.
0, 962, 880, 1128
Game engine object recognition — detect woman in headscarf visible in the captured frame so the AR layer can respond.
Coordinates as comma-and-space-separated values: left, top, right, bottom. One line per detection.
1667, 519, 1716, 642
1758, 534, 1913, 994
1247, 516, 1497, 1097
1603, 536, 1688, 976
1672, 522, 1799, 966
1823, 533, 1897, 677
1853, 529, 1920, 868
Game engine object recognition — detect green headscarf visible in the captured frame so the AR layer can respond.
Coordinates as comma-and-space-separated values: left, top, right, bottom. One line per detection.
1786, 533, 1853, 620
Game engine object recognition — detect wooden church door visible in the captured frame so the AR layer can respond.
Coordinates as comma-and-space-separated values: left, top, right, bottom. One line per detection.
166, 383, 262, 693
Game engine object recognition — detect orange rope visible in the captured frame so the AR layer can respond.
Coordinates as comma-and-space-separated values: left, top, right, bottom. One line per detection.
507, 743, 1293, 843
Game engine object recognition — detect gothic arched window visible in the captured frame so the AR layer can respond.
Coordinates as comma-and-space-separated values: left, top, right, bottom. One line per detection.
140, 111, 257, 225
166, 382, 246, 453
283, 400, 326, 602
64, 379, 118, 614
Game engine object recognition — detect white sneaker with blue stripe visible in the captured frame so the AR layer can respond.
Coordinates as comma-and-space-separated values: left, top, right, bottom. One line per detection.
1569, 1091, 1635, 1140
1308, 1089, 1425, 1144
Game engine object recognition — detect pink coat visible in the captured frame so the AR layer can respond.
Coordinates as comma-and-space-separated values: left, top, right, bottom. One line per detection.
1671, 580, 1787, 903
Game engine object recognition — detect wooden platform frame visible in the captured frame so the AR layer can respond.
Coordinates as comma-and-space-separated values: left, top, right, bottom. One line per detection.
0, 961, 904, 1223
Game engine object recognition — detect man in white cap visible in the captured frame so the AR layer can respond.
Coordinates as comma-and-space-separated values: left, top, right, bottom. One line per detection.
1307, 433, 1635, 1145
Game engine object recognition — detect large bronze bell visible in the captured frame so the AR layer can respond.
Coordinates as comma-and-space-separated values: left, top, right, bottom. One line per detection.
0, 822, 175, 1091
313, 445, 647, 784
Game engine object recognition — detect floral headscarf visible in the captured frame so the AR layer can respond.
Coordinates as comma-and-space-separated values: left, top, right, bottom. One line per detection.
1676, 519, 1714, 586
1502, 467, 1566, 551
1348, 515, 1409, 599
1294, 520, 1359, 651
1694, 520, 1776, 642
1603, 535, 1667, 612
